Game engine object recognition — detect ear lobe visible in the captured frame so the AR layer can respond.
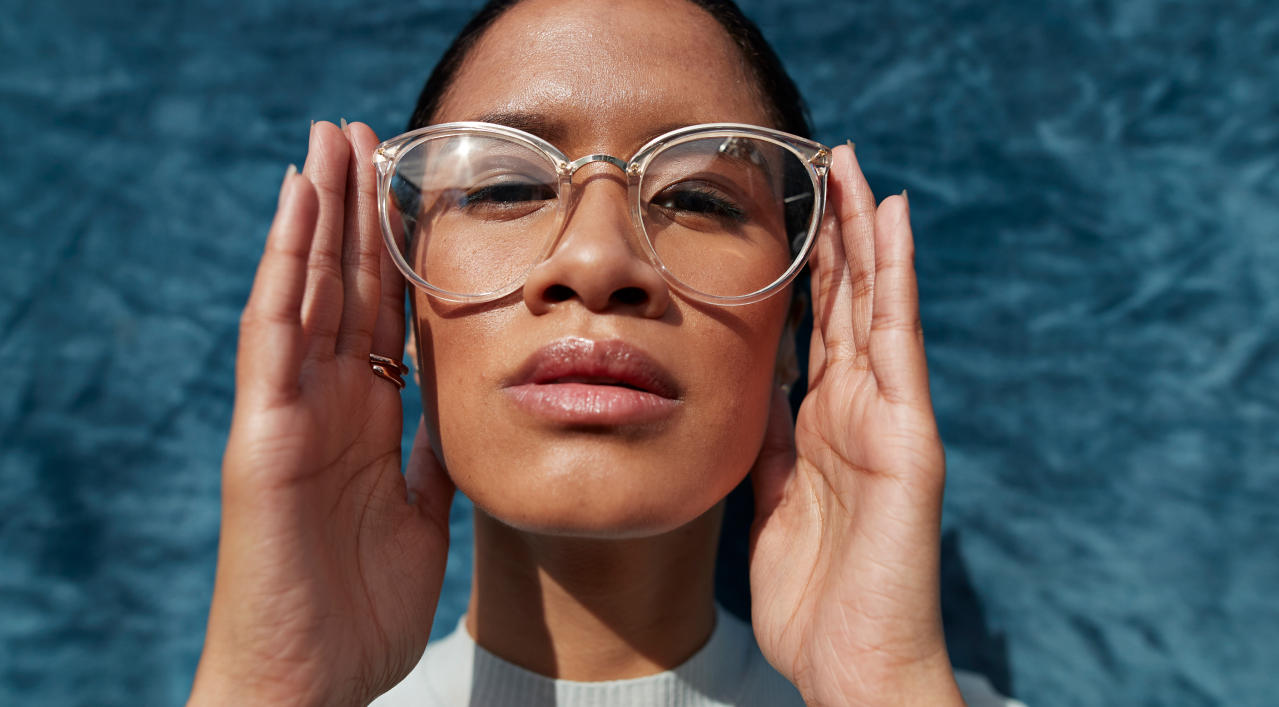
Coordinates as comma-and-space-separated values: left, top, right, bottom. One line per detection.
774, 330, 799, 390
788, 287, 809, 331
405, 323, 422, 387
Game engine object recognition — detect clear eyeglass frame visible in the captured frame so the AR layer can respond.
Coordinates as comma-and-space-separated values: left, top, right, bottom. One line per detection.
373, 121, 831, 307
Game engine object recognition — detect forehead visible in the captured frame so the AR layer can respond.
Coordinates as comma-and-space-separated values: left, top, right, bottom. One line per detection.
434, 0, 772, 154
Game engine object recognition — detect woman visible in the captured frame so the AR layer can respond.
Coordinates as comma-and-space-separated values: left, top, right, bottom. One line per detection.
187, 0, 1016, 705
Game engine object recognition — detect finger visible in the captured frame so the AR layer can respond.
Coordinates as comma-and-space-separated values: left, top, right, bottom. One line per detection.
299, 121, 352, 359
868, 194, 931, 406
833, 143, 878, 356
237, 168, 319, 406
405, 417, 456, 533
334, 121, 392, 358
818, 143, 878, 363
806, 210, 838, 387
749, 386, 798, 524
356, 124, 410, 364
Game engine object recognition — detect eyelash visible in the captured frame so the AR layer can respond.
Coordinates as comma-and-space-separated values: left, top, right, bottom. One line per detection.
459, 182, 555, 207
457, 181, 747, 225
653, 186, 747, 223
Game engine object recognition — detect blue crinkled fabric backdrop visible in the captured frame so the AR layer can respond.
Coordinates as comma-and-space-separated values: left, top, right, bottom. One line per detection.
1, 0, 1276, 704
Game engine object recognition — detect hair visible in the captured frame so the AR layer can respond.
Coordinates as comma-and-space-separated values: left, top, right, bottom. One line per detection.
405, 0, 812, 139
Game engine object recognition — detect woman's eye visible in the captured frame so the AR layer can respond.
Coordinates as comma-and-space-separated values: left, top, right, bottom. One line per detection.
652, 186, 747, 223
460, 181, 555, 207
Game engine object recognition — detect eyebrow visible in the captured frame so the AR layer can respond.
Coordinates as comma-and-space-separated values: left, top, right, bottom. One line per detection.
464, 110, 700, 155
467, 110, 568, 144
635, 122, 702, 150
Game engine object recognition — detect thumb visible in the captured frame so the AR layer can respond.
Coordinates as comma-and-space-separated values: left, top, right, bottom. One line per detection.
750, 386, 797, 524
405, 416, 456, 533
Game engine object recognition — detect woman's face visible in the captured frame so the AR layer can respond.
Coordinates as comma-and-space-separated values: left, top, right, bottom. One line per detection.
416, 0, 792, 537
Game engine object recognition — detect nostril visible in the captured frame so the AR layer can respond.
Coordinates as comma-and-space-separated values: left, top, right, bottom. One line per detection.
612, 287, 648, 307
544, 284, 575, 303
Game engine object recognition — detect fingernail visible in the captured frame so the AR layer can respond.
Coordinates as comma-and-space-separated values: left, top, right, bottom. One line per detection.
901, 189, 909, 206
846, 140, 856, 152
406, 489, 418, 506
340, 118, 348, 131
279, 164, 298, 207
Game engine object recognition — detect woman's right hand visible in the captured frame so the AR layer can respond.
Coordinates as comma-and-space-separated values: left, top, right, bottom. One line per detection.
187, 122, 455, 707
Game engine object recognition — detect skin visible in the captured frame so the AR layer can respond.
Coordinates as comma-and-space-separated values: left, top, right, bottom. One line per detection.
420, 0, 790, 680
187, 1, 966, 706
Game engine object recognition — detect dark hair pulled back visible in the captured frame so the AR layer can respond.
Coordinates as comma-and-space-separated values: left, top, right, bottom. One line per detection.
405, 0, 812, 139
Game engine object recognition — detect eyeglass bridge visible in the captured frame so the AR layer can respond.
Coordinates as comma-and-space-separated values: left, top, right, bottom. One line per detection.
559, 154, 635, 177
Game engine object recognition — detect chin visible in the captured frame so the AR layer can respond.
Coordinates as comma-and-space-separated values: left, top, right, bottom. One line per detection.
449, 446, 747, 539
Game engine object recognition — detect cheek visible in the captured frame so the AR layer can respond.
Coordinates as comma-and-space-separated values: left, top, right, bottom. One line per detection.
410, 297, 511, 462
675, 313, 782, 453
413, 303, 511, 441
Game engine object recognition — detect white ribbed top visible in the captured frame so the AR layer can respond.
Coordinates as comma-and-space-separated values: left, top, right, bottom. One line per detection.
370, 605, 1025, 707
371, 605, 803, 707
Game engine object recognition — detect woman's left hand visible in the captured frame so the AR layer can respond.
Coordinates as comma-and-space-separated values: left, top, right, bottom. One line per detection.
749, 144, 965, 707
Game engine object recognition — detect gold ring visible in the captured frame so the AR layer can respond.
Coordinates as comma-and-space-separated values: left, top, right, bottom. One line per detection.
370, 354, 407, 389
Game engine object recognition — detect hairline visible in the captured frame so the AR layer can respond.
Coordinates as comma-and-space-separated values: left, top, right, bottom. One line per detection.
415, 0, 799, 136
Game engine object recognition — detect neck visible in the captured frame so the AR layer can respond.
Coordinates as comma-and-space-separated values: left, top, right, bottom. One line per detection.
465, 503, 723, 681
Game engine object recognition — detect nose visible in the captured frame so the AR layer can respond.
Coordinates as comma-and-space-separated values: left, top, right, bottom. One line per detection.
522, 167, 670, 318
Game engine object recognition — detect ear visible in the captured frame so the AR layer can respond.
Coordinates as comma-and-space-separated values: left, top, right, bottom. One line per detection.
405, 327, 421, 387
774, 287, 808, 391
406, 301, 449, 474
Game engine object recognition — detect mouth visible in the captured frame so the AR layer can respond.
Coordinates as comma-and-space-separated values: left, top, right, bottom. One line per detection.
503, 338, 681, 425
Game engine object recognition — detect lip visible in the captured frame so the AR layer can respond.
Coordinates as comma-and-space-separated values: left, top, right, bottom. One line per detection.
502, 337, 681, 426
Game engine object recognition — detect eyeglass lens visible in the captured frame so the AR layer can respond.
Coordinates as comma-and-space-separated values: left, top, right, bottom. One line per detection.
385, 133, 816, 300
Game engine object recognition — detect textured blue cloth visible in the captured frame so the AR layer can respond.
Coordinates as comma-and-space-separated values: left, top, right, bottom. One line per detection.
1, 1, 1275, 705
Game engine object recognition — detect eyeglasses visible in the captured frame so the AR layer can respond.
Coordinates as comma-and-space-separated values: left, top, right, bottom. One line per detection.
374, 122, 830, 306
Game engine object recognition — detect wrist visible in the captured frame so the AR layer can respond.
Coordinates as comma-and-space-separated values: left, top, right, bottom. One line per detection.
187, 650, 357, 707
798, 650, 967, 707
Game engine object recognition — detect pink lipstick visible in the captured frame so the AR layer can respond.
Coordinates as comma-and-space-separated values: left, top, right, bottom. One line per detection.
503, 338, 681, 426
